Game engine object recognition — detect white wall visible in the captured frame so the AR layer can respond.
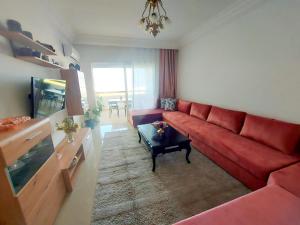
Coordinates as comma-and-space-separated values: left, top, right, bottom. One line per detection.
0, 0, 73, 118
0, 0, 74, 145
178, 0, 300, 123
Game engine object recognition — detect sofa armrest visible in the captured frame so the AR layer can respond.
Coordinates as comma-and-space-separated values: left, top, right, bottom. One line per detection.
268, 162, 300, 198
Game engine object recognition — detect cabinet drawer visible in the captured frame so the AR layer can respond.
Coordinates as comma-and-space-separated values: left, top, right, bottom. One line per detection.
25, 173, 66, 225
1, 121, 51, 166
17, 154, 60, 216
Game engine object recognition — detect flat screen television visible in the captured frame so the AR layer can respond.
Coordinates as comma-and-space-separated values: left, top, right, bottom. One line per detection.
30, 77, 67, 118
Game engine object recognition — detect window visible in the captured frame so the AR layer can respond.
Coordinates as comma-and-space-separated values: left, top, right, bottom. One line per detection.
93, 68, 126, 93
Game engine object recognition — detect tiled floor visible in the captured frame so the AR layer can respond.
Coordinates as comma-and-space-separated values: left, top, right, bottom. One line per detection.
54, 110, 129, 225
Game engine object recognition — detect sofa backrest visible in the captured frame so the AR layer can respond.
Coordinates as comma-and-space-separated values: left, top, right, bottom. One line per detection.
177, 99, 192, 114
190, 103, 211, 120
240, 114, 300, 155
207, 106, 246, 134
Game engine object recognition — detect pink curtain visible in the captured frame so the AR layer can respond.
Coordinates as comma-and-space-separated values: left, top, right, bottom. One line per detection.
159, 49, 178, 99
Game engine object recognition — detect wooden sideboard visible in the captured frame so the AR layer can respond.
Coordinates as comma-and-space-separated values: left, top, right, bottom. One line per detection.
0, 118, 92, 225
56, 128, 92, 192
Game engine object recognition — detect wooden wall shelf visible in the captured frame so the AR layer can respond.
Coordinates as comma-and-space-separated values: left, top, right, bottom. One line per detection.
16, 56, 63, 69
0, 30, 56, 55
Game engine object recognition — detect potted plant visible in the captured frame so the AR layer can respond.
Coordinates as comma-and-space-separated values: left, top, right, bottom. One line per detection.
56, 117, 79, 143
84, 97, 103, 129
84, 109, 96, 129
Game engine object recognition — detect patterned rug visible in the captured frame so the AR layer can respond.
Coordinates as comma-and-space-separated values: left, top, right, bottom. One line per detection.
91, 127, 250, 225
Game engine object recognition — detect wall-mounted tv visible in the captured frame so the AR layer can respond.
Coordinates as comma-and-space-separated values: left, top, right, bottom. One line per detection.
30, 77, 66, 118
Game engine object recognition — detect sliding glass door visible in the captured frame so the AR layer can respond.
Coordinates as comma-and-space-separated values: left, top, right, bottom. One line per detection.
93, 65, 132, 117
93, 62, 158, 116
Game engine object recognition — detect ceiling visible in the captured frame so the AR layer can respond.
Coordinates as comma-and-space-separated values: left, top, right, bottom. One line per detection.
45, 0, 262, 48
51, 0, 239, 39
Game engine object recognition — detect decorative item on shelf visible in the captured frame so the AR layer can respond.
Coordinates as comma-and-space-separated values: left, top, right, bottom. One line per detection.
0, 116, 31, 132
6, 19, 22, 32
36, 40, 55, 52
32, 50, 41, 58
22, 31, 33, 39
84, 97, 103, 129
15, 47, 32, 56
139, 0, 171, 37
51, 59, 60, 66
41, 54, 49, 62
56, 117, 79, 143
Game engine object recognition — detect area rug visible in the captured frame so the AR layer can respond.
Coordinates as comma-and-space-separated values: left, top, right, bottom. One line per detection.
91, 127, 250, 225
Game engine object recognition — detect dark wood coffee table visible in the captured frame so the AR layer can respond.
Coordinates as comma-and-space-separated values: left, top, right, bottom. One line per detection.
137, 124, 191, 172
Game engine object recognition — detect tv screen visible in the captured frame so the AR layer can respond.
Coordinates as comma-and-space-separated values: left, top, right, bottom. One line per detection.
31, 77, 66, 118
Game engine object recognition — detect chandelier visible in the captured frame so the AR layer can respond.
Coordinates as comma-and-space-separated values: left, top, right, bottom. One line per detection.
139, 0, 170, 37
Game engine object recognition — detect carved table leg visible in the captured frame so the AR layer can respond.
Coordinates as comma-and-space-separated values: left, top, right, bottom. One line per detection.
152, 154, 156, 172
186, 145, 191, 164
138, 131, 141, 143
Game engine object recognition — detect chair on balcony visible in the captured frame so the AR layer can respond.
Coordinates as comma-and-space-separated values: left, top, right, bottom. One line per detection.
108, 99, 120, 117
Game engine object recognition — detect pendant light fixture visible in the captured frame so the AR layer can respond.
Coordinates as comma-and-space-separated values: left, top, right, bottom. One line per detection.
139, 0, 170, 37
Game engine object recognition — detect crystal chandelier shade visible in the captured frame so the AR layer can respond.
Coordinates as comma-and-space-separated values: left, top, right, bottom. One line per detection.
139, 0, 170, 37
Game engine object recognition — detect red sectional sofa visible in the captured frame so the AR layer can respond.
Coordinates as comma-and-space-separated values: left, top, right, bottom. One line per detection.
268, 162, 300, 198
129, 99, 300, 225
173, 163, 300, 225
173, 184, 300, 225
129, 108, 164, 128
163, 100, 300, 190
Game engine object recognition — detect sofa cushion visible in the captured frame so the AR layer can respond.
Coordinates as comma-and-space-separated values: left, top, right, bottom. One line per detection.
163, 111, 192, 136
189, 123, 300, 180
160, 98, 167, 109
164, 98, 177, 111
219, 134, 300, 180
240, 114, 300, 155
190, 103, 211, 120
268, 163, 300, 198
173, 185, 300, 225
177, 100, 192, 114
207, 106, 246, 133
185, 116, 223, 142
190, 136, 266, 190
184, 116, 210, 135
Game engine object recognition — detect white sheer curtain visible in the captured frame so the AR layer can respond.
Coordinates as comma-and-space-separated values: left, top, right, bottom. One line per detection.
131, 49, 159, 110
92, 48, 159, 110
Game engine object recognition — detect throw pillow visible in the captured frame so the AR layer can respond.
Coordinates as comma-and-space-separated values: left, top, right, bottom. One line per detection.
164, 98, 176, 111
160, 98, 166, 109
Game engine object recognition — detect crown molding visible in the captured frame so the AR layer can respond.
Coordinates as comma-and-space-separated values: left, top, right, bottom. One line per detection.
179, 0, 268, 47
74, 33, 180, 49
72, 0, 268, 50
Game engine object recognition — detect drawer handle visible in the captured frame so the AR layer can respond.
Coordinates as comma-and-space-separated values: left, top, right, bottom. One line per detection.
70, 156, 79, 168
25, 131, 42, 141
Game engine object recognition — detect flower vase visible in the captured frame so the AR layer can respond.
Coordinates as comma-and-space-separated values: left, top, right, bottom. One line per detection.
66, 132, 75, 143
157, 128, 165, 136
